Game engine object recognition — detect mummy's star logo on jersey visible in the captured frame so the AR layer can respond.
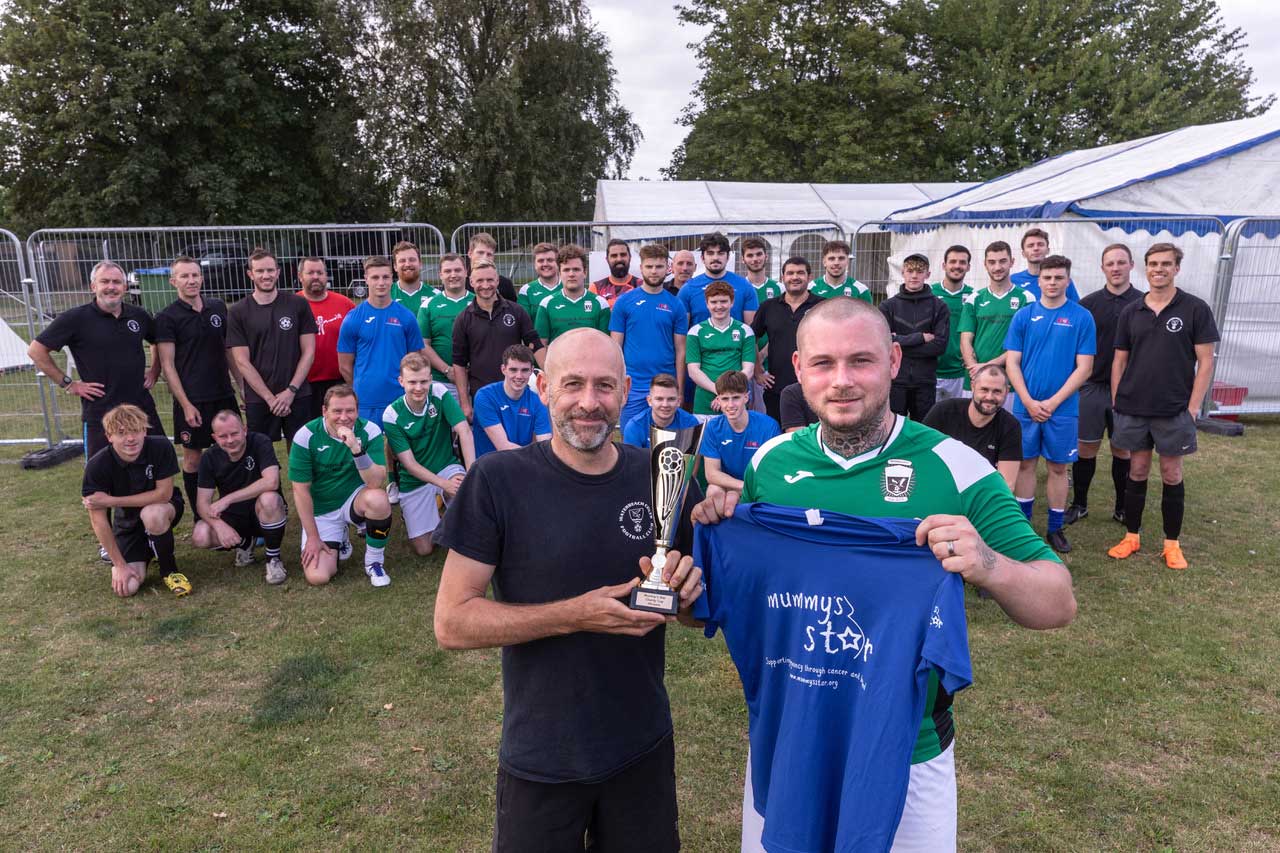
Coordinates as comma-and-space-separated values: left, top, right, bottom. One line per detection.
882, 458, 915, 503
1166, 317, 1184, 333
618, 500, 654, 540
930, 606, 943, 629
279, 316, 294, 331
766, 590, 876, 666
127, 319, 141, 333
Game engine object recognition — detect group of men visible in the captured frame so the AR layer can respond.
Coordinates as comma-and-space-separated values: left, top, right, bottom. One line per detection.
30, 221, 1221, 851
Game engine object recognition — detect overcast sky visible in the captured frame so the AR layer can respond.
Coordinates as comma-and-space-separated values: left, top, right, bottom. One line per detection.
592, 0, 1280, 179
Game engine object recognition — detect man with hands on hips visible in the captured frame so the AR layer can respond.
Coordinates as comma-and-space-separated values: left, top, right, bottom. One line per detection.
434, 328, 702, 853
692, 297, 1074, 853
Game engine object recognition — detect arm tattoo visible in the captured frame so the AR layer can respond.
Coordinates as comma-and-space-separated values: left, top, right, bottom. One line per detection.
979, 543, 997, 573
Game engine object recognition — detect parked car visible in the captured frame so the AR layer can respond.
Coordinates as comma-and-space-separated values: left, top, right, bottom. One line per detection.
178, 240, 253, 299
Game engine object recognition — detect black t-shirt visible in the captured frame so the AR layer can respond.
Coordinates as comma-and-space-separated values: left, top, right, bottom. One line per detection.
1114, 289, 1219, 418
435, 441, 695, 784
779, 382, 817, 431
1079, 284, 1144, 385
451, 297, 542, 391
82, 436, 179, 528
750, 294, 823, 393
225, 292, 318, 403
154, 297, 235, 402
197, 431, 281, 499
35, 300, 156, 422
922, 397, 1022, 468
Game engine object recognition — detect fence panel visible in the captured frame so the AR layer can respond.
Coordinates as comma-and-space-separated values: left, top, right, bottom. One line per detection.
1207, 217, 1280, 415
0, 228, 54, 445
25, 223, 447, 443
450, 220, 845, 285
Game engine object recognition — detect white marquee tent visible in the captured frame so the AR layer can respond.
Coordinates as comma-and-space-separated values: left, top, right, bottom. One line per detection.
880, 112, 1280, 411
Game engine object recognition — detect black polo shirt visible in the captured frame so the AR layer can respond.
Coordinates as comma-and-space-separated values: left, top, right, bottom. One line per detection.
154, 297, 235, 402
923, 397, 1022, 468
82, 436, 179, 527
1079, 284, 1144, 385
779, 382, 818, 431
197, 431, 281, 497
1114, 289, 1219, 418
452, 297, 542, 391
749, 293, 823, 394
225, 292, 317, 404
35, 300, 157, 422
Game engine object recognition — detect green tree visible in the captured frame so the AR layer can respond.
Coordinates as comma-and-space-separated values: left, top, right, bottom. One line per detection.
900, 0, 1274, 179
668, 0, 1272, 182
665, 0, 935, 182
0, 0, 384, 232
358, 0, 639, 227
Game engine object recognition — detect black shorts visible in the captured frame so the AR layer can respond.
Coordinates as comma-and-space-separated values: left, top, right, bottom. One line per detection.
1077, 382, 1114, 444
492, 735, 679, 853
113, 492, 185, 563
245, 400, 312, 445
213, 500, 287, 543
174, 396, 241, 450
1112, 410, 1198, 456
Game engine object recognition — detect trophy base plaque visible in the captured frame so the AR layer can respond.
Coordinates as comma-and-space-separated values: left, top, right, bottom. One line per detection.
630, 584, 680, 615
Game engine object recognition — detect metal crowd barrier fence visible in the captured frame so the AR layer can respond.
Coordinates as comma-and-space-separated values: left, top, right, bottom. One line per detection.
24, 223, 447, 443
450, 220, 846, 284
0, 228, 56, 446
1205, 217, 1280, 416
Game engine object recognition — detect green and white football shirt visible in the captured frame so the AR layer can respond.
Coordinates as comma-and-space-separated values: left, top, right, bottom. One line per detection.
417, 291, 474, 381
534, 290, 611, 342
392, 282, 432, 319
958, 285, 1034, 389
753, 278, 783, 304
808, 276, 872, 302
289, 417, 386, 515
686, 318, 757, 414
382, 386, 467, 492
743, 417, 1059, 762
518, 279, 561, 317
931, 281, 974, 379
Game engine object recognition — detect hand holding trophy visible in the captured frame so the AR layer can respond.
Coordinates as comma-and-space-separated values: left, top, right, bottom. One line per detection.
630, 422, 705, 614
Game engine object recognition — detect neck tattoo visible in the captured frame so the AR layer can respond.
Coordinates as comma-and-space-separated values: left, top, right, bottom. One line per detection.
824, 412, 893, 460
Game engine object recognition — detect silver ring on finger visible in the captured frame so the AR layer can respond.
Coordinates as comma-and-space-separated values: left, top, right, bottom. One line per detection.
946, 539, 956, 557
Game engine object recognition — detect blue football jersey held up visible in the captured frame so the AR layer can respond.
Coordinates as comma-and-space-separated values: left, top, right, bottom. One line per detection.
693, 503, 973, 853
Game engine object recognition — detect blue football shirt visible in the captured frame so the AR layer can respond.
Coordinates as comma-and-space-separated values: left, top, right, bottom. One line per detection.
701, 411, 780, 480
678, 270, 760, 325
1010, 269, 1081, 302
609, 287, 689, 385
621, 407, 701, 449
471, 381, 551, 457
336, 300, 424, 411
693, 503, 972, 853
1003, 299, 1097, 417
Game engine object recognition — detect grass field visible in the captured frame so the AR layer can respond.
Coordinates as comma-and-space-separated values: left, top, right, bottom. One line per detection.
1, 420, 1278, 852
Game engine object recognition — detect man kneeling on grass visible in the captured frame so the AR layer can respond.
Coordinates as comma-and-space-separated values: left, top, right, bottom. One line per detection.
190, 409, 290, 585
290, 384, 395, 588
81, 403, 189, 597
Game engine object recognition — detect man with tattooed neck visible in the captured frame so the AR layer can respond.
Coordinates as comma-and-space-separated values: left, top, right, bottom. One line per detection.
692, 296, 1076, 853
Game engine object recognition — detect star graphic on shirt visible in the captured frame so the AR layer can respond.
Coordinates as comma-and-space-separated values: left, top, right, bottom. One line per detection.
838, 627, 862, 652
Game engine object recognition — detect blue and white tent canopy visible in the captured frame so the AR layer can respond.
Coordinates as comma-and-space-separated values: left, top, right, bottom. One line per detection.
887, 113, 1280, 231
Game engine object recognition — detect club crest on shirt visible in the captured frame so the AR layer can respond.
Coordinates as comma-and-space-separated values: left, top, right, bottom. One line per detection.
1009, 297, 1020, 309
179, 431, 191, 444
427, 403, 438, 418
618, 500, 655, 540
127, 319, 141, 333
584, 301, 593, 312
210, 314, 223, 328
882, 458, 914, 503
279, 316, 294, 331
1166, 317, 1184, 333
732, 329, 741, 341
502, 314, 515, 327
245, 456, 256, 471
145, 464, 154, 480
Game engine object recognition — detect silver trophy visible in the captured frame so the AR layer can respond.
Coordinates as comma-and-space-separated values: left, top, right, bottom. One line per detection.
630, 422, 706, 614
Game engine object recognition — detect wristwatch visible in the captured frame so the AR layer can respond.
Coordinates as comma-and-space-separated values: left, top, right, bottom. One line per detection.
287, 384, 300, 394
59, 375, 73, 389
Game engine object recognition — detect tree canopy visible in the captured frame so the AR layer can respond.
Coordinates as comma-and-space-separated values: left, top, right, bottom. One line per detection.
667, 0, 1273, 182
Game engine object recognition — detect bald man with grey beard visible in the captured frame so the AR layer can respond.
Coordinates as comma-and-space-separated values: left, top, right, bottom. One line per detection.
433, 329, 704, 852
